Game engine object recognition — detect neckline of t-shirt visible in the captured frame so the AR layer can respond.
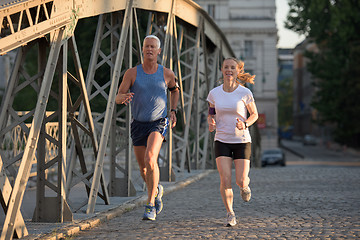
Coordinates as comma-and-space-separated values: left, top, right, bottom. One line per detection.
221, 84, 239, 93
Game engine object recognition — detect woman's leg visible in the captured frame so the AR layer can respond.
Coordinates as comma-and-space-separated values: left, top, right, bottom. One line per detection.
234, 159, 251, 202
233, 159, 250, 188
216, 156, 234, 213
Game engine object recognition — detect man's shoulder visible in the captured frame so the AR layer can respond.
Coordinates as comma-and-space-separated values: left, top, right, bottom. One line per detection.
124, 66, 137, 77
163, 66, 175, 78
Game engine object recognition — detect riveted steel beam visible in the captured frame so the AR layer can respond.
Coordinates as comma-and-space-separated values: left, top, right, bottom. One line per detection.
1, 27, 65, 240
0, 1, 235, 237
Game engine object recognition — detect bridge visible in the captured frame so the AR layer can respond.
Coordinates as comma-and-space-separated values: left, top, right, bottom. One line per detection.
0, 0, 246, 239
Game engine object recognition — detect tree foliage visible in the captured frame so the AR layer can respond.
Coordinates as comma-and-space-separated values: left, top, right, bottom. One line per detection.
278, 77, 293, 128
285, 0, 360, 147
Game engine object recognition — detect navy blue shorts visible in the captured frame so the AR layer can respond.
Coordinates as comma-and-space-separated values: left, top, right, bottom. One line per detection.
131, 118, 169, 146
214, 141, 251, 160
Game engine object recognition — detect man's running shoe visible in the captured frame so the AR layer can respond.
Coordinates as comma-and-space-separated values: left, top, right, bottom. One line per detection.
240, 186, 251, 202
155, 184, 164, 214
226, 212, 237, 227
142, 204, 156, 221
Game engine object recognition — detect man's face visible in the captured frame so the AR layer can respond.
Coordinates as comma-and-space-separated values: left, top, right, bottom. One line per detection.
143, 38, 161, 60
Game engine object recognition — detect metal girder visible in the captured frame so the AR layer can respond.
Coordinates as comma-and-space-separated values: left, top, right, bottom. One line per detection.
86, 0, 133, 214
32, 38, 72, 223
178, 18, 202, 171
0, 27, 65, 240
64, 34, 110, 212
1, 0, 234, 57
161, 0, 176, 181
0, 0, 236, 237
0, 155, 28, 239
0, 0, 73, 55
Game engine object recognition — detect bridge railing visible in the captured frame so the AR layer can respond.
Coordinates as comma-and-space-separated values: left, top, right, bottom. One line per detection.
0, 1, 238, 239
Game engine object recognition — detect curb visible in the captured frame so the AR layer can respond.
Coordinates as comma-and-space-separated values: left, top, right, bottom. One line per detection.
26, 169, 216, 240
280, 143, 305, 159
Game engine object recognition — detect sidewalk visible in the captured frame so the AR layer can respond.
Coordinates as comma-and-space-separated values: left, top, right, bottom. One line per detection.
19, 170, 215, 240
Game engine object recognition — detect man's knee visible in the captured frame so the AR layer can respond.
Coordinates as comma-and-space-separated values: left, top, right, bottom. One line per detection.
144, 155, 158, 170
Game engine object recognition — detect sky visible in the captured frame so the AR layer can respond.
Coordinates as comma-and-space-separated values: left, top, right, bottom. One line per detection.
276, 0, 305, 49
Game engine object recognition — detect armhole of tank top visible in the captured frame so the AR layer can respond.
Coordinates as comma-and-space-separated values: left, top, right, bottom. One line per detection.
162, 65, 168, 86
133, 65, 140, 85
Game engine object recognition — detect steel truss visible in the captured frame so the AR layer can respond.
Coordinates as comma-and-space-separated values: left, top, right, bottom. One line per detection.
0, 0, 235, 239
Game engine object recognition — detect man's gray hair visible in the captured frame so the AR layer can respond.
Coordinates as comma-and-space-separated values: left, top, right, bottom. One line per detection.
144, 35, 161, 49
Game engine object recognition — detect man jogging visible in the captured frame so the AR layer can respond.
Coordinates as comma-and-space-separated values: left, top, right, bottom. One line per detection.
115, 35, 179, 220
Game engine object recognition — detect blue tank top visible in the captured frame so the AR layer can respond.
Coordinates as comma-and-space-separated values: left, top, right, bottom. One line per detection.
130, 64, 167, 122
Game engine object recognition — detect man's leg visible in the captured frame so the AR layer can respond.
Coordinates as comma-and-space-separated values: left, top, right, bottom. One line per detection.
144, 131, 164, 205
133, 146, 147, 182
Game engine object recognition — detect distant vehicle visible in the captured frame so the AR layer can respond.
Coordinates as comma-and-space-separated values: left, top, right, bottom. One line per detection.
261, 148, 286, 167
303, 134, 317, 145
278, 126, 293, 140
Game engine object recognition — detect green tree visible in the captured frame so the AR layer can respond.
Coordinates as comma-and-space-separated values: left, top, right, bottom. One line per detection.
278, 77, 293, 128
285, 0, 360, 147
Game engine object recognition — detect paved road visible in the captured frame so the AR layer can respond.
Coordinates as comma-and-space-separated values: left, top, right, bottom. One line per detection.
69, 165, 360, 239
281, 140, 360, 167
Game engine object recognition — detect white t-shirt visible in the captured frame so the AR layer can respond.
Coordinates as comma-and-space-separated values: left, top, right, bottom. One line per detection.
207, 84, 255, 143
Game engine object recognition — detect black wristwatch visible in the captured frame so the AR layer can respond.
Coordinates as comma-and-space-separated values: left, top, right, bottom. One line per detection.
171, 109, 177, 114
244, 122, 248, 129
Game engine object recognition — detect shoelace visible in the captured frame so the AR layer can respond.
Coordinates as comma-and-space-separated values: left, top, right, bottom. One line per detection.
227, 212, 235, 220
145, 205, 154, 213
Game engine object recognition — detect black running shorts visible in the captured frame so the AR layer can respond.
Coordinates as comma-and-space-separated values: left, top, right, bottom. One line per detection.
131, 118, 169, 146
214, 140, 251, 160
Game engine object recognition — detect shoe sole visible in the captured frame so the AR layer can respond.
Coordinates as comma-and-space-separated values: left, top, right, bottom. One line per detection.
142, 216, 156, 221
226, 223, 236, 227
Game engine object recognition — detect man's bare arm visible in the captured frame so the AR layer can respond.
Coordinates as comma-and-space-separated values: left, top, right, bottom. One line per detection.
115, 68, 135, 105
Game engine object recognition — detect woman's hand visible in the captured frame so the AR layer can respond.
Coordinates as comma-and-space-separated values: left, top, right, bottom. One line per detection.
208, 116, 216, 132
236, 118, 246, 130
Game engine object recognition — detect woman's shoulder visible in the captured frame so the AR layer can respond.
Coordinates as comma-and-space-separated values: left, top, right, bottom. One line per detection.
210, 84, 223, 93
236, 85, 253, 95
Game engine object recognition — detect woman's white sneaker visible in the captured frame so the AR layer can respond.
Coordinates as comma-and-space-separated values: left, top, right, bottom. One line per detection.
240, 186, 251, 202
226, 212, 237, 227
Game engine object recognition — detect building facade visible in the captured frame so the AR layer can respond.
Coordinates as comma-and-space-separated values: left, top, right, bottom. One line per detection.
195, 0, 279, 150
292, 40, 328, 141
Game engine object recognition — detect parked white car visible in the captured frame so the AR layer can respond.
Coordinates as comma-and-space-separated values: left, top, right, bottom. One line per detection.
261, 148, 286, 167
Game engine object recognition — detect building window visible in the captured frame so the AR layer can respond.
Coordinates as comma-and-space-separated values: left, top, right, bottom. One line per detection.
244, 40, 254, 58
208, 4, 215, 19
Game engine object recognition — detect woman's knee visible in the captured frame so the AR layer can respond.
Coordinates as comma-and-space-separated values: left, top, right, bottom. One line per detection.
220, 175, 232, 189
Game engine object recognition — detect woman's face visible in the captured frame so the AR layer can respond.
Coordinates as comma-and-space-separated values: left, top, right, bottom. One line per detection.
222, 59, 239, 82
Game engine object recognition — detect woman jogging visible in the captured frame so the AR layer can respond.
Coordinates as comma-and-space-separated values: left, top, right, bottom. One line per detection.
207, 57, 258, 227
